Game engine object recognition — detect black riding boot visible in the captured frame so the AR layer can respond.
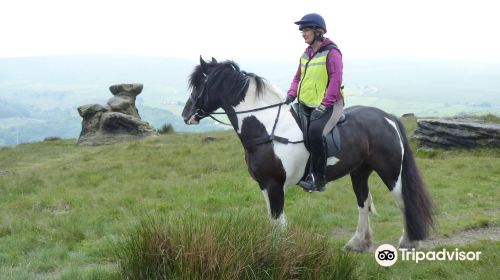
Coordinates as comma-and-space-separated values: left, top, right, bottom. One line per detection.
299, 172, 326, 192
299, 144, 327, 192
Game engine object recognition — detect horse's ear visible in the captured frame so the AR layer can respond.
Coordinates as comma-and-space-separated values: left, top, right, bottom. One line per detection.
200, 55, 208, 73
211, 57, 217, 63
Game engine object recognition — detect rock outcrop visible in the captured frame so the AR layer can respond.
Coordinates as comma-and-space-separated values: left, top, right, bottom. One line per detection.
43, 136, 62, 142
414, 119, 500, 148
77, 84, 158, 146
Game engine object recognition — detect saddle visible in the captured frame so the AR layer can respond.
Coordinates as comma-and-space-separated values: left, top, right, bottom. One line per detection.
290, 103, 347, 158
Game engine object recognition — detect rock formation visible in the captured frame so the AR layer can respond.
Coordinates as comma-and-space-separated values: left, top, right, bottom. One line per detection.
402, 113, 415, 118
414, 118, 500, 148
43, 136, 62, 142
77, 84, 158, 146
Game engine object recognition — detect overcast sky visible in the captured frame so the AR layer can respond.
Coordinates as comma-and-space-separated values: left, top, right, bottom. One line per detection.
1, 0, 499, 63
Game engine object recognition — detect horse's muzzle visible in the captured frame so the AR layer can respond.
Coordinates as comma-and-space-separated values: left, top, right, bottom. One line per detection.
185, 115, 200, 125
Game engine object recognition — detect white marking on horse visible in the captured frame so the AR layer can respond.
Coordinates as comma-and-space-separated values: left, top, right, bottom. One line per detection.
384, 117, 419, 248
384, 117, 405, 207
346, 194, 373, 252
188, 115, 199, 125
261, 189, 287, 227
261, 189, 271, 215
368, 192, 378, 215
327, 156, 339, 166
235, 79, 309, 188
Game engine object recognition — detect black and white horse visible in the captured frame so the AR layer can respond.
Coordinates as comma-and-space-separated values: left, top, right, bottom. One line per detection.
182, 57, 433, 251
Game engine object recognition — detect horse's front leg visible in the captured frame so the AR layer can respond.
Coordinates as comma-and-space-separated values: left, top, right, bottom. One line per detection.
261, 183, 286, 228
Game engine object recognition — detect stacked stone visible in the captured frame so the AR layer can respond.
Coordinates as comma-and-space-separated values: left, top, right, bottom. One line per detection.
77, 84, 158, 146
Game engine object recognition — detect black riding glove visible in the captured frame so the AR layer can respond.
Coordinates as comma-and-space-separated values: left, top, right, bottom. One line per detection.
285, 95, 296, 105
311, 104, 327, 121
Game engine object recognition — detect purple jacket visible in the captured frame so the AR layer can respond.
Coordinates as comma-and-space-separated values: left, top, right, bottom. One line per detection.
287, 38, 343, 107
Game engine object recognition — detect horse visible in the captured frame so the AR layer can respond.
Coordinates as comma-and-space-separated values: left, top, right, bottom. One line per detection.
181, 57, 434, 251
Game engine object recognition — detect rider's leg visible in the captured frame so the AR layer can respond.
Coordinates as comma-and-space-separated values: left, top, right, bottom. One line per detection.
305, 111, 329, 191
298, 103, 313, 150
322, 99, 344, 135
299, 99, 344, 192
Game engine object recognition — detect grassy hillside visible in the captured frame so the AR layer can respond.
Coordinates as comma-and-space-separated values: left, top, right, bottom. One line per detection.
0, 119, 499, 279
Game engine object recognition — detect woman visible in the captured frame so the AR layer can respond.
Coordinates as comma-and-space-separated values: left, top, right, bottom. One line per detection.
286, 13, 344, 192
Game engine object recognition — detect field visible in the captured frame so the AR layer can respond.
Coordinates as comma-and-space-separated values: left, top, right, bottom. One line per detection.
0, 118, 499, 279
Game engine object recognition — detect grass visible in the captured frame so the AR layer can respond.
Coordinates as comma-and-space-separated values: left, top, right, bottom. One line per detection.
453, 113, 500, 123
0, 118, 499, 279
116, 213, 359, 280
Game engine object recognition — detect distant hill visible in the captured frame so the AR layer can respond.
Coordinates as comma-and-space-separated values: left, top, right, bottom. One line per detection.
344, 58, 500, 105
0, 55, 193, 109
0, 98, 222, 146
0, 55, 499, 146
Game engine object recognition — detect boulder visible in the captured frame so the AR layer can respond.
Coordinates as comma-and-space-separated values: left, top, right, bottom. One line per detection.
203, 136, 217, 143
77, 83, 158, 146
43, 136, 62, 142
414, 119, 500, 148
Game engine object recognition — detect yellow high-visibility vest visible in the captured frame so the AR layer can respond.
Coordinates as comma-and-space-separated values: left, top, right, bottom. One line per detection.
298, 45, 343, 108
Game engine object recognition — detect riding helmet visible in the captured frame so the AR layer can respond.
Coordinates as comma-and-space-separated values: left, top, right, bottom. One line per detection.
294, 13, 327, 33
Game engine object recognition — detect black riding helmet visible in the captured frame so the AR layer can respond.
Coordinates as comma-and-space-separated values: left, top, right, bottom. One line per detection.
294, 13, 327, 33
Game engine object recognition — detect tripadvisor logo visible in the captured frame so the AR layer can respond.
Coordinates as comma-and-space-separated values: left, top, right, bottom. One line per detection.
374, 244, 482, 266
375, 244, 398, 267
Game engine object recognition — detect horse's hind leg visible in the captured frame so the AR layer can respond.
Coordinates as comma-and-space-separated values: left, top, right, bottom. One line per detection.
377, 166, 421, 249
345, 164, 374, 252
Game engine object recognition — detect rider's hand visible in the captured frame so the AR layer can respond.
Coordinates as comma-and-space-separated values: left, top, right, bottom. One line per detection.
311, 104, 327, 121
285, 95, 296, 105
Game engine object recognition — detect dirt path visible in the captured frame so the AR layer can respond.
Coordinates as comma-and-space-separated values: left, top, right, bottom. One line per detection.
421, 226, 500, 248
331, 226, 500, 249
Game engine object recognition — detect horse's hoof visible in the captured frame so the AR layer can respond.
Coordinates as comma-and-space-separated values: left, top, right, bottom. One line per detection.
399, 239, 421, 249
345, 237, 373, 252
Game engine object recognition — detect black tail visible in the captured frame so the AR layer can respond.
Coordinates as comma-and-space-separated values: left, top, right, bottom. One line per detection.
396, 119, 434, 240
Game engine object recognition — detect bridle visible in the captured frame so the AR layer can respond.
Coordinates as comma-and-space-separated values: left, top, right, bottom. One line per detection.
190, 71, 284, 126
189, 69, 303, 147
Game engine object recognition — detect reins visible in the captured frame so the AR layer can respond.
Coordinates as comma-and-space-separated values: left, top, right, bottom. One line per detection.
196, 101, 304, 147
195, 102, 285, 126
193, 63, 304, 147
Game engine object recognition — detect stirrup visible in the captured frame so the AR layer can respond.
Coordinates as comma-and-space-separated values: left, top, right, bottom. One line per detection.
299, 173, 325, 192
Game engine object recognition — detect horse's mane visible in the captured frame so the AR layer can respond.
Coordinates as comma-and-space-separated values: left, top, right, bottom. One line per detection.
189, 60, 266, 102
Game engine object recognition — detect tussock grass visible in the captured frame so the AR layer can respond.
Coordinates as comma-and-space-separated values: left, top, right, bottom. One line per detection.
116, 213, 359, 280
456, 113, 500, 123
158, 123, 175, 134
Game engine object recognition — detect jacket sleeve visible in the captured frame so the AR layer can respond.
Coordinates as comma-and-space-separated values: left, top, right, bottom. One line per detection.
287, 63, 302, 97
322, 49, 343, 106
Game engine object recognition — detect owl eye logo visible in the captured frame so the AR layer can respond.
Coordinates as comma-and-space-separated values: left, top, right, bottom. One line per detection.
377, 250, 396, 261
375, 244, 398, 266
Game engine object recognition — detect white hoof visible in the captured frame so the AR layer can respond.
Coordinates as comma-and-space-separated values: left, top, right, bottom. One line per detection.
345, 236, 373, 252
398, 234, 421, 249
270, 213, 287, 230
